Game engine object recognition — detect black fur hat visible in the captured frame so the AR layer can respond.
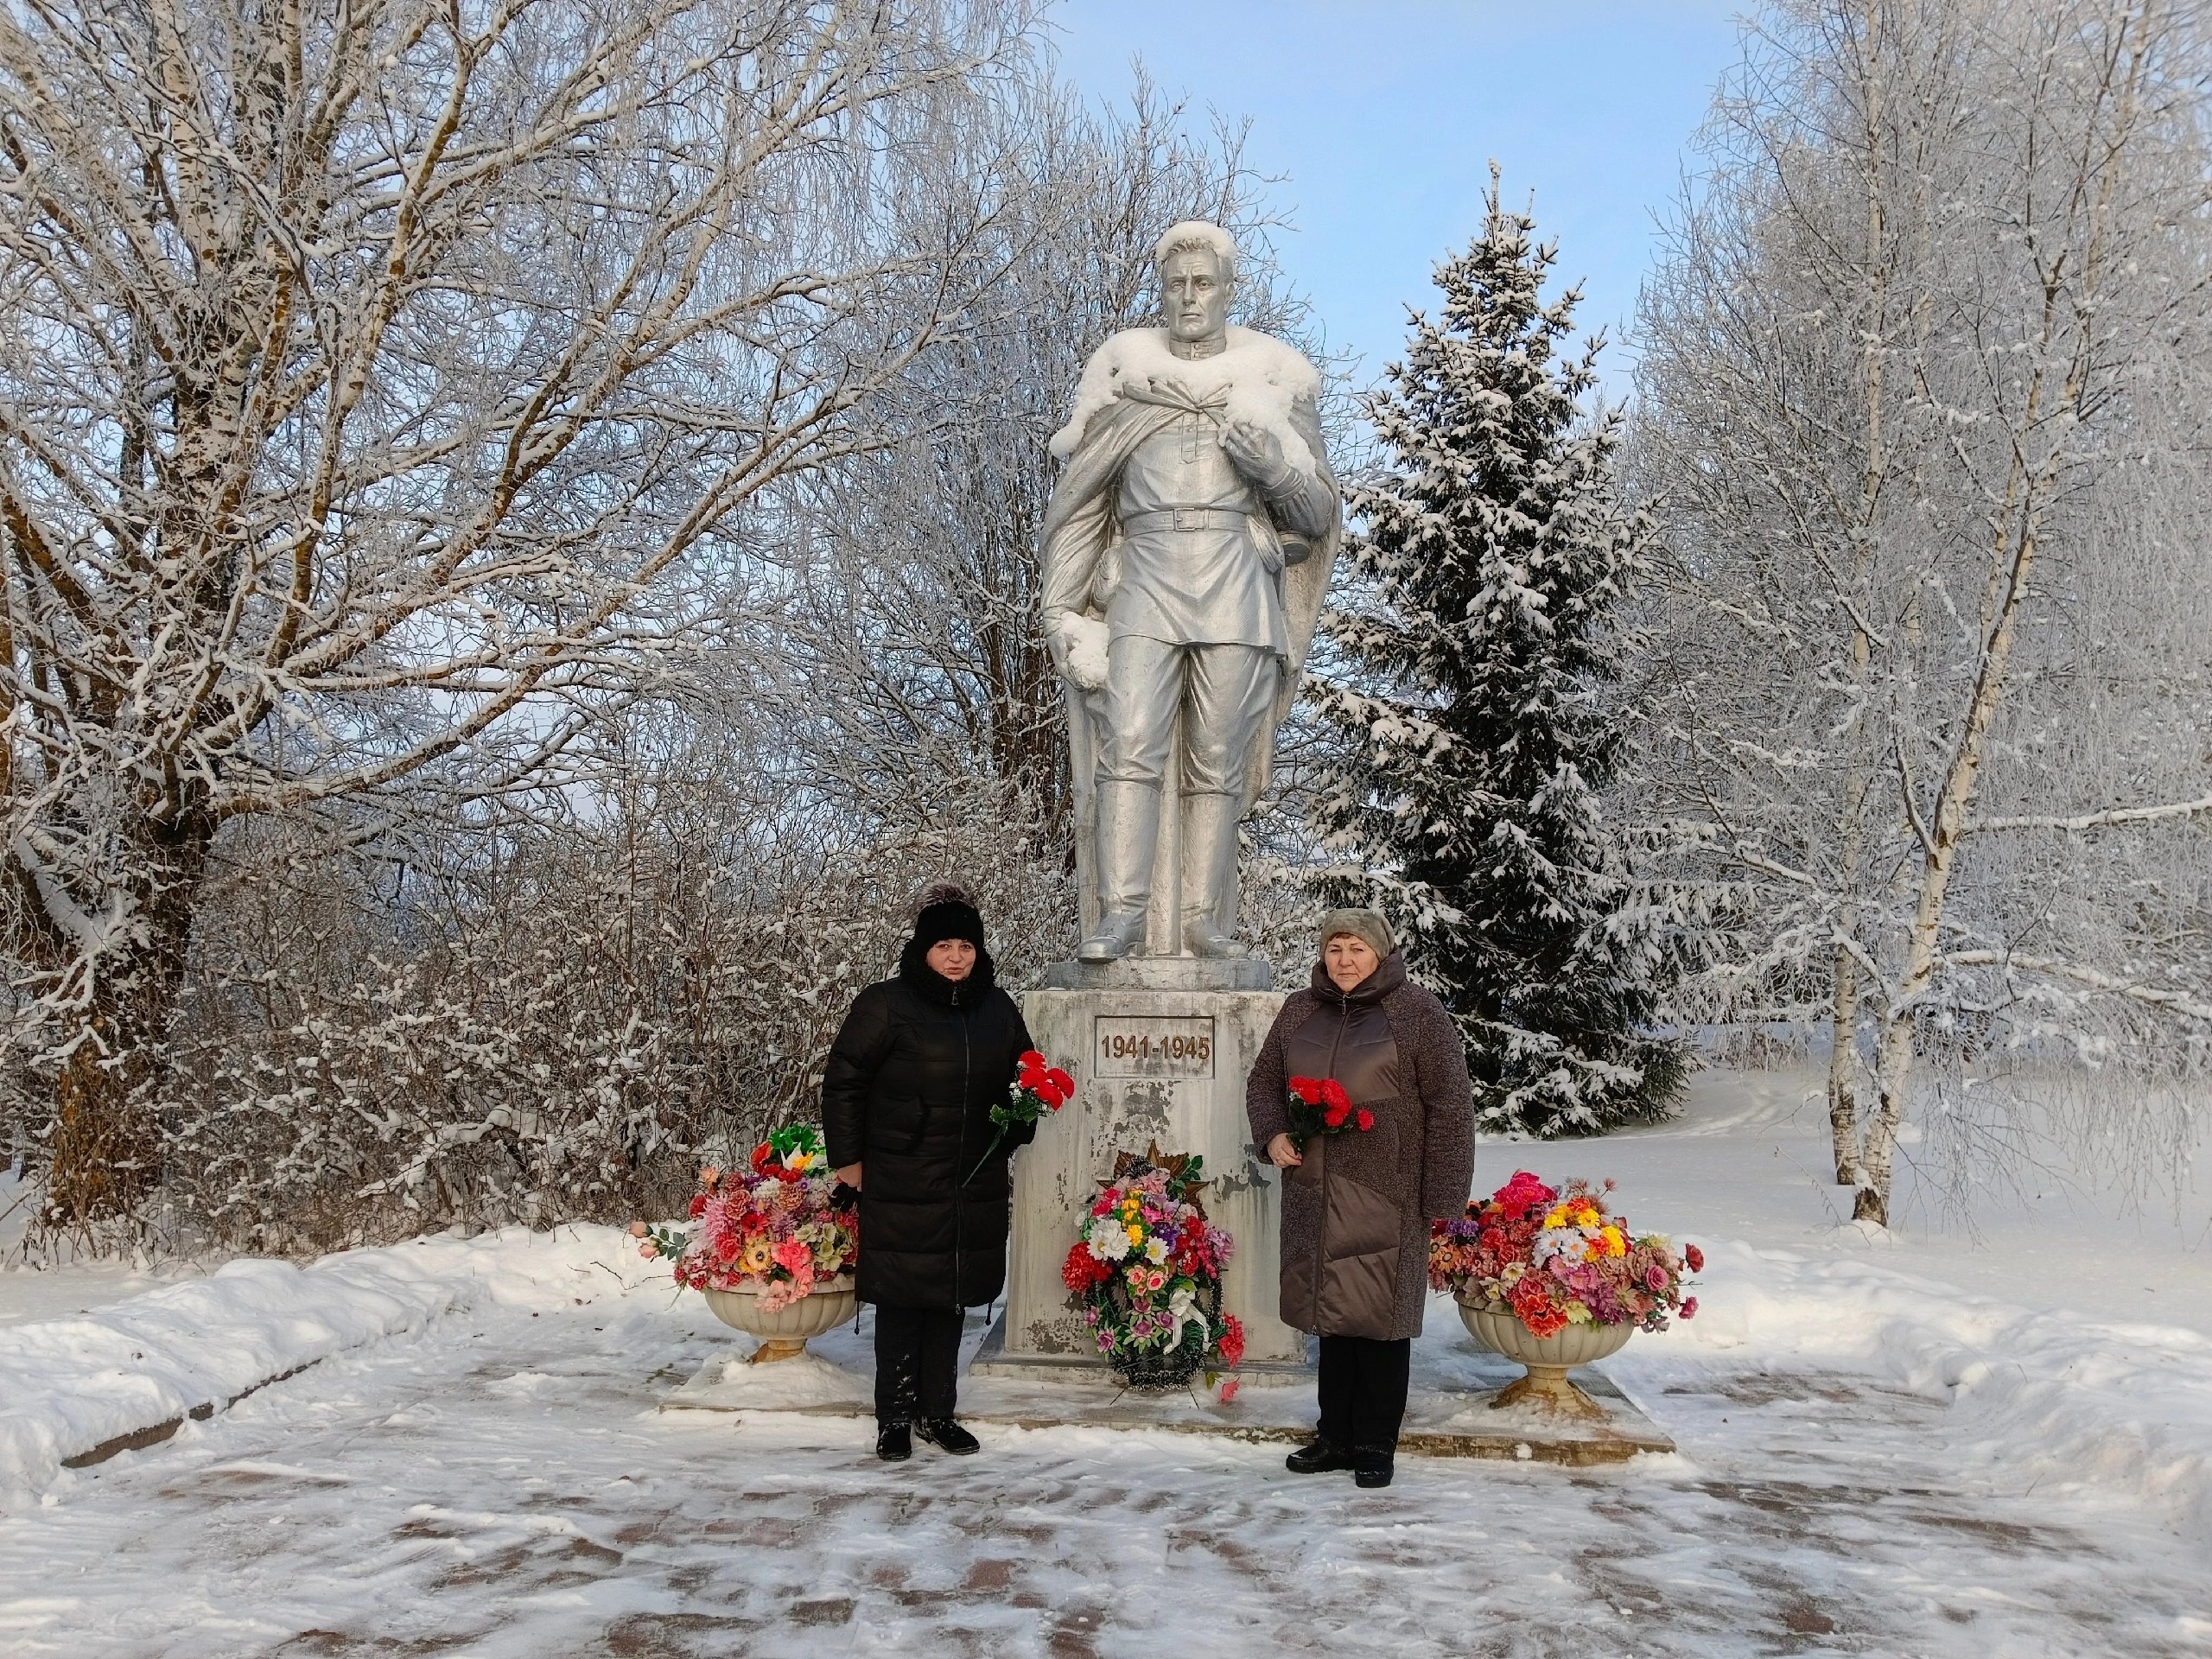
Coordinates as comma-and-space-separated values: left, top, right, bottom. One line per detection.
910, 896, 985, 952
898, 883, 993, 999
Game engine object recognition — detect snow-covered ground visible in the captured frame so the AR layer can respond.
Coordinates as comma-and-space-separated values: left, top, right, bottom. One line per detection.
1, 1070, 2208, 1657
0, 1168, 207, 1329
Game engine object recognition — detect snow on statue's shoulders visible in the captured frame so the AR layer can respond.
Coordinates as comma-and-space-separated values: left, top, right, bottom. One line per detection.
1048, 325, 1321, 468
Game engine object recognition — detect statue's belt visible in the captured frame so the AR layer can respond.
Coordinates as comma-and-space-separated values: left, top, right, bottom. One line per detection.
1119, 507, 1252, 535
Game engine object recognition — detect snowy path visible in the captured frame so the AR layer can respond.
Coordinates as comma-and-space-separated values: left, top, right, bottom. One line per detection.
3, 1071, 2210, 1656
2, 1288, 2207, 1657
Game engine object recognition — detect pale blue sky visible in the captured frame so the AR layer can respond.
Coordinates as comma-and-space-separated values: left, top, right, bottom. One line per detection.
1049, 1, 1747, 394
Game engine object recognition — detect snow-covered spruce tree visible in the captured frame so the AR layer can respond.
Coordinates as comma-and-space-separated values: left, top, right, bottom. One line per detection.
1311, 170, 1685, 1137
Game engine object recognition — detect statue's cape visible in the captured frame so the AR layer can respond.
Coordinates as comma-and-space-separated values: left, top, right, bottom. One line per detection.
1039, 354, 1340, 807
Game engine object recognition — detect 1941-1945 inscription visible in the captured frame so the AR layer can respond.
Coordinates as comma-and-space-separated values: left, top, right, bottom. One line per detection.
1091, 1015, 1217, 1078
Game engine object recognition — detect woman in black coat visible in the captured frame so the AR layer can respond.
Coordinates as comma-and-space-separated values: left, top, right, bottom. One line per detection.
822, 890, 1034, 1463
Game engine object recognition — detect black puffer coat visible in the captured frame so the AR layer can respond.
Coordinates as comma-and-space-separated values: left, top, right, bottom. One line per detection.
821, 942, 1035, 1309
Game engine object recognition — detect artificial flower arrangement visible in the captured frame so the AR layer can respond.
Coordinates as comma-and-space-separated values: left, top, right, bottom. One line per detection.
1286, 1074, 1373, 1147
966, 1049, 1075, 1180
631, 1125, 858, 1313
1429, 1170, 1701, 1338
1061, 1143, 1245, 1394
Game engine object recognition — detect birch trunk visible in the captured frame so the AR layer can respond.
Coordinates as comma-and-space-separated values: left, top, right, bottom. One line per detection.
1855, 1, 2152, 1225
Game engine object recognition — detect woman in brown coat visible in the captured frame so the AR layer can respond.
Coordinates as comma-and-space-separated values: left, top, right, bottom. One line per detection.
1245, 908, 1475, 1487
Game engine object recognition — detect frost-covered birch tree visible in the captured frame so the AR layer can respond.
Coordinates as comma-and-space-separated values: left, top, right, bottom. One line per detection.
1634, 0, 2212, 1224
0, 0, 1033, 1236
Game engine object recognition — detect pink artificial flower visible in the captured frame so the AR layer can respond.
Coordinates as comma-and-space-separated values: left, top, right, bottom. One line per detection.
1680, 1297, 1699, 1319
702, 1195, 744, 1262
1217, 1376, 1242, 1404
772, 1239, 813, 1277
1645, 1265, 1669, 1291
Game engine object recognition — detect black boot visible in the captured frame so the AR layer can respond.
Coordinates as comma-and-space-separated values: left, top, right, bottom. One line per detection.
916, 1418, 980, 1456
876, 1422, 912, 1462
1352, 1446, 1395, 1489
1285, 1437, 1354, 1474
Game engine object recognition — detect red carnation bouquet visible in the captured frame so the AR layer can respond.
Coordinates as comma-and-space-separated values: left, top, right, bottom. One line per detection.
965, 1049, 1075, 1181
1286, 1074, 1375, 1149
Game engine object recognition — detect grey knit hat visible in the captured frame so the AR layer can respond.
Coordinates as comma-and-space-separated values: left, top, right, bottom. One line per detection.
1318, 907, 1394, 959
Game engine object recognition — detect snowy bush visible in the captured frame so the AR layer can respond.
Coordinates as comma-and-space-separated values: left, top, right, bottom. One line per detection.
140, 784, 1069, 1257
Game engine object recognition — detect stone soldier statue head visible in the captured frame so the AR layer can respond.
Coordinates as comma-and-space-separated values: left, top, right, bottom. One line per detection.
1154, 220, 1237, 353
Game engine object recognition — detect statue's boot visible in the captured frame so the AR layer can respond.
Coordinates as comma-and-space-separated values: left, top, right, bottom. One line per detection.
1078, 780, 1159, 963
1180, 790, 1249, 959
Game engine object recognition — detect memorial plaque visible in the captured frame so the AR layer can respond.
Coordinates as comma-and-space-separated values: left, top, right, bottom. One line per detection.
1092, 1014, 1217, 1078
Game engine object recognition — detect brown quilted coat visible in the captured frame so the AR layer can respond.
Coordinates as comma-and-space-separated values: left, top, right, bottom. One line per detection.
1245, 952, 1476, 1341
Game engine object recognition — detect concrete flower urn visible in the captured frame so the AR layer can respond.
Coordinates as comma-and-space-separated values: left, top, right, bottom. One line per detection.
1458, 1300, 1633, 1419
702, 1280, 856, 1364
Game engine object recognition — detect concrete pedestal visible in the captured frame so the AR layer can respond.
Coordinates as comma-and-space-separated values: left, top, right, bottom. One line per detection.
998, 958, 1303, 1370
664, 1318, 1677, 1465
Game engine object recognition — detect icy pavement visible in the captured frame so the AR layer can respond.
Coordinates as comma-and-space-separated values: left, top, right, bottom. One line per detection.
1, 1285, 2208, 1657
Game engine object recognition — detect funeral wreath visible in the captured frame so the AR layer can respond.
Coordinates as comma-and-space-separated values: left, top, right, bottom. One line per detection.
1062, 1144, 1245, 1395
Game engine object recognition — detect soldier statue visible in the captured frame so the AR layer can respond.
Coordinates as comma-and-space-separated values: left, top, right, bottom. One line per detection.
1039, 220, 1340, 963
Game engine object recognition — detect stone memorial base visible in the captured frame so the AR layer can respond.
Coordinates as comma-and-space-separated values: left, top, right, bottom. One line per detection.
661, 1333, 1674, 1465
1000, 956, 1301, 1369
965, 1314, 1312, 1385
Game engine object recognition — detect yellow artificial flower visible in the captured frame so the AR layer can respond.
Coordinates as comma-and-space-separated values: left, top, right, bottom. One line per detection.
739, 1236, 772, 1274
1125, 1223, 1145, 1247
1597, 1226, 1627, 1257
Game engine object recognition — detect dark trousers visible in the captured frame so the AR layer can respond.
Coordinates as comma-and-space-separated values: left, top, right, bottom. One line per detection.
873, 1304, 963, 1426
1317, 1334, 1412, 1452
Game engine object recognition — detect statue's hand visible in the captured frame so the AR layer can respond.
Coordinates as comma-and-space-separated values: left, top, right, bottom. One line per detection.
1048, 612, 1111, 692
1220, 417, 1292, 490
